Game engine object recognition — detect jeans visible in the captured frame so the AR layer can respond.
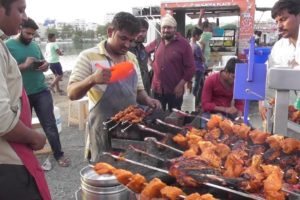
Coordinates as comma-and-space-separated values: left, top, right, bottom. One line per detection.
192, 70, 205, 107
28, 89, 64, 160
153, 92, 183, 111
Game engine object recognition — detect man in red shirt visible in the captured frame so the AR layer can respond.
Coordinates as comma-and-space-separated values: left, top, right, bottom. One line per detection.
146, 14, 195, 111
201, 58, 244, 125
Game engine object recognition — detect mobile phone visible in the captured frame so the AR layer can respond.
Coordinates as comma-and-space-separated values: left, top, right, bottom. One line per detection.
33, 60, 44, 69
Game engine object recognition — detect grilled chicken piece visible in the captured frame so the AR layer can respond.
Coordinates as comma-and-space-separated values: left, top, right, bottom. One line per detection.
94, 162, 116, 174
111, 105, 136, 121
266, 134, 284, 150
280, 138, 300, 154
219, 119, 234, 135
206, 115, 223, 130
173, 133, 188, 148
186, 133, 203, 152
284, 168, 299, 184
113, 169, 133, 185
200, 193, 219, 200
249, 130, 271, 144
140, 178, 166, 199
204, 128, 221, 142
232, 123, 251, 139
126, 173, 147, 193
183, 148, 198, 158
263, 148, 281, 163
223, 150, 247, 178
160, 186, 184, 200
189, 127, 207, 137
241, 155, 265, 192
248, 145, 266, 157
169, 156, 222, 187
198, 141, 222, 168
185, 193, 202, 200
215, 143, 231, 159
261, 165, 285, 200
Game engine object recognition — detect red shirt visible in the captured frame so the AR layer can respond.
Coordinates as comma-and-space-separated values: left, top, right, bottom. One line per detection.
201, 72, 244, 113
146, 33, 195, 94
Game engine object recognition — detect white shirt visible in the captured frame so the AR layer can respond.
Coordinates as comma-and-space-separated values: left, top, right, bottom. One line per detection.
267, 38, 298, 103
268, 38, 296, 68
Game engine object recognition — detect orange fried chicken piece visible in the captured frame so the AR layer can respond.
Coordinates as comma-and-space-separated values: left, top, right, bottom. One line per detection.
183, 148, 198, 158
140, 178, 166, 199
185, 193, 202, 200
232, 123, 251, 139
241, 155, 265, 192
280, 138, 300, 154
219, 119, 234, 135
223, 150, 247, 178
249, 130, 270, 144
206, 115, 222, 130
200, 193, 218, 200
204, 128, 221, 142
173, 133, 188, 148
284, 168, 299, 184
266, 134, 284, 150
126, 173, 147, 193
189, 127, 207, 137
160, 186, 184, 200
215, 143, 231, 159
94, 162, 116, 174
261, 165, 285, 200
113, 169, 133, 185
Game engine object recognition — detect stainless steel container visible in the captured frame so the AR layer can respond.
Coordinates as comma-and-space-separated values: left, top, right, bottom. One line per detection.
80, 166, 130, 200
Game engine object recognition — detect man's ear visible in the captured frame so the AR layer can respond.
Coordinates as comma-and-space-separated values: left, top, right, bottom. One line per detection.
107, 26, 114, 38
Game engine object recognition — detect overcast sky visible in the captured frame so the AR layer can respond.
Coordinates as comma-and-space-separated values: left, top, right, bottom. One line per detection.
26, 0, 278, 25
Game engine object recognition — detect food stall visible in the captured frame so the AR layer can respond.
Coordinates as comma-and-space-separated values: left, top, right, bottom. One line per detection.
75, 104, 300, 200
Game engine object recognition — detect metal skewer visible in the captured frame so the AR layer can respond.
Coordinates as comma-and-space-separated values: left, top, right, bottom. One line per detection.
121, 123, 134, 133
129, 145, 167, 163
245, 88, 273, 102
156, 119, 184, 131
103, 119, 114, 125
144, 137, 184, 154
121, 120, 129, 125
138, 124, 168, 138
172, 108, 209, 122
108, 122, 120, 132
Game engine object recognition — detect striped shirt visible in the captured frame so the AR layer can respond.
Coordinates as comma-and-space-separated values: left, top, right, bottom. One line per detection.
69, 40, 144, 109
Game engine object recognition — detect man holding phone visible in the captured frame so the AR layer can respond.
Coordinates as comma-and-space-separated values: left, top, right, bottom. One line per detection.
5, 18, 70, 168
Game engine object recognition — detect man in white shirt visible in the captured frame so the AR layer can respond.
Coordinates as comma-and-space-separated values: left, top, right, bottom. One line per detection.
259, 0, 300, 121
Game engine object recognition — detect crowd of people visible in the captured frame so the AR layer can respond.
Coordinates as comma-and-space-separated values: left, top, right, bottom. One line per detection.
0, 0, 299, 199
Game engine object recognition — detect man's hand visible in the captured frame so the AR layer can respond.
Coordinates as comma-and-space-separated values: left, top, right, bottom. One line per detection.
174, 80, 185, 98
28, 131, 46, 151
91, 68, 111, 85
145, 97, 162, 110
36, 61, 49, 72
225, 106, 239, 115
259, 101, 267, 120
20, 57, 35, 70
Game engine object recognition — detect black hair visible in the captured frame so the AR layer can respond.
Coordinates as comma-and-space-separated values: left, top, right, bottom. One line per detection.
192, 27, 203, 37
271, 0, 300, 19
111, 12, 140, 35
21, 18, 39, 30
138, 18, 149, 30
224, 58, 243, 74
0, 0, 18, 15
48, 33, 56, 40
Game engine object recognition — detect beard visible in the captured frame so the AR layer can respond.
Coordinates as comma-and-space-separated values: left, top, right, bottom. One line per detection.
19, 33, 32, 45
162, 33, 174, 41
